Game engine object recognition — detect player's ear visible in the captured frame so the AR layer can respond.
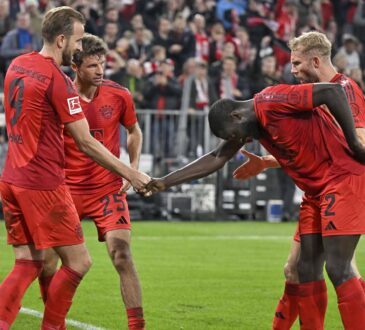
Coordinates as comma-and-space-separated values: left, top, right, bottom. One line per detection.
312, 56, 320, 69
231, 110, 244, 123
71, 62, 77, 72
56, 34, 66, 49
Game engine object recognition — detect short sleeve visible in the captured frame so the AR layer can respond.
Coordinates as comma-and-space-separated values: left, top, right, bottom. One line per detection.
120, 89, 138, 127
254, 84, 314, 113
49, 67, 85, 124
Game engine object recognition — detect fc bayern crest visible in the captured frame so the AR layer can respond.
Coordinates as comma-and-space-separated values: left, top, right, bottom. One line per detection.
99, 105, 113, 119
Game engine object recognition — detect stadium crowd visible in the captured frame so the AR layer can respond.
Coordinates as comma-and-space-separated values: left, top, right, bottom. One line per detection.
0, 0, 365, 107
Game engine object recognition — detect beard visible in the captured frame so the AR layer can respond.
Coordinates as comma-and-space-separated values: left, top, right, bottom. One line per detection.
61, 40, 73, 66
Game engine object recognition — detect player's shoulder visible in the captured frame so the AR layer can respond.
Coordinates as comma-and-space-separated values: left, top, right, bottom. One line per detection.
101, 79, 131, 95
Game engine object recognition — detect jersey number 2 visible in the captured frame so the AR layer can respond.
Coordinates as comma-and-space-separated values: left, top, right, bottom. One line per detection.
101, 193, 126, 216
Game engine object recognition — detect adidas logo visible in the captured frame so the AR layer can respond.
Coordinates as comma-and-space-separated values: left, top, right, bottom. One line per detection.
275, 312, 285, 320
324, 221, 337, 231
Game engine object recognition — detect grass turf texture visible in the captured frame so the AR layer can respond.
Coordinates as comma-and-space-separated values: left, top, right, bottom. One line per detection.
1, 221, 364, 329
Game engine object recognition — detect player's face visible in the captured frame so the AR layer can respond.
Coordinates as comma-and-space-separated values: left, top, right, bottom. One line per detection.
77, 54, 105, 86
62, 21, 84, 66
290, 49, 319, 83
219, 123, 248, 144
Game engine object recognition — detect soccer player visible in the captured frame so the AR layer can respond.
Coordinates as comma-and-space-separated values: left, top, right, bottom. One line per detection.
38, 34, 145, 330
142, 82, 365, 329
0, 7, 149, 330
233, 31, 365, 330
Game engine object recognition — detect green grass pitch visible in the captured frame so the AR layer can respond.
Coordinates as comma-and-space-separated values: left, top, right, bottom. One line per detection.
1, 220, 364, 329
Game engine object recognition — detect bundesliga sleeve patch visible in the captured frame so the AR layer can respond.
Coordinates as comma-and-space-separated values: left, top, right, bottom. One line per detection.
67, 96, 82, 115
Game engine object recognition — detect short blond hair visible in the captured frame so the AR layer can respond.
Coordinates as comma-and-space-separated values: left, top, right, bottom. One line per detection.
288, 31, 332, 58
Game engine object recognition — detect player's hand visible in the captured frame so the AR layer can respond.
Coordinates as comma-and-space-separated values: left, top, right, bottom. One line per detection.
128, 170, 151, 193
233, 149, 268, 180
120, 180, 132, 193
143, 178, 166, 195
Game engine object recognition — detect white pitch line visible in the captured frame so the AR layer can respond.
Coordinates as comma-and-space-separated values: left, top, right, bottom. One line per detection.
20, 307, 107, 330
134, 235, 292, 241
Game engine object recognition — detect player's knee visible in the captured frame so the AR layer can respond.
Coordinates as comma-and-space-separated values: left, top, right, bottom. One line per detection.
42, 256, 58, 277
325, 259, 353, 286
110, 240, 133, 273
284, 262, 298, 283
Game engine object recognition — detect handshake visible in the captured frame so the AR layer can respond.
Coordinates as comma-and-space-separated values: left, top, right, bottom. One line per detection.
119, 169, 167, 196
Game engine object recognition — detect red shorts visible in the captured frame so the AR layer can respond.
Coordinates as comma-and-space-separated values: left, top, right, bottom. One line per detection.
71, 189, 131, 241
294, 172, 365, 240
0, 182, 84, 249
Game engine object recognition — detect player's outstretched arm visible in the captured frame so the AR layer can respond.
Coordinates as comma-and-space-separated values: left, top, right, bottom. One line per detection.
120, 123, 143, 193
313, 83, 365, 162
65, 118, 150, 190
233, 149, 280, 180
143, 140, 243, 194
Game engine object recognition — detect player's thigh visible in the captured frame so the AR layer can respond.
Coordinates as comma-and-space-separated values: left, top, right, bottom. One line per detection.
12, 184, 84, 250
321, 173, 365, 236
13, 244, 44, 261
0, 182, 33, 246
298, 194, 321, 236
53, 243, 91, 275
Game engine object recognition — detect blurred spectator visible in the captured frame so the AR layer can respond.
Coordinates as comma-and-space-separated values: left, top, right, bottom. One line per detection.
209, 41, 236, 78
349, 67, 365, 92
232, 26, 251, 72
143, 59, 182, 156
167, 14, 195, 76
191, 14, 209, 62
332, 51, 348, 74
76, 3, 99, 35
25, 0, 43, 36
336, 34, 361, 72
353, 0, 365, 48
250, 54, 281, 94
178, 57, 196, 85
0, 0, 12, 44
214, 56, 249, 100
118, 58, 146, 109
153, 16, 171, 49
143, 45, 166, 76
0, 11, 42, 68
103, 21, 120, 49
99, 6, 125, 36
128, 26, 152, 63
216, 0, 247, 31
191, 0, 216, 26
189, 60, 218, 111
130, 13, 145, 31
143, 59, 182, 110
208, 22, 226, 64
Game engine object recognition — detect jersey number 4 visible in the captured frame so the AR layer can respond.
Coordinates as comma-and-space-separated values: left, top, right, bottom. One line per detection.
9, 77, 24, 127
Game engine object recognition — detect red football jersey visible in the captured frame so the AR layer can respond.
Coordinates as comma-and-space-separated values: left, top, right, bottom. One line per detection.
64, 80, 137, 194
254, 83, 365, 197
1, 52, 84, 190
331, 73, 365, 128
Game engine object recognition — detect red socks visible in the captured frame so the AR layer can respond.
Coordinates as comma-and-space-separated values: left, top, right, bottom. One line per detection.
127, 307, 145, 330
336, 277, 365, 329
298, 280, 327, 330
272, 281, 299, 330
41, 266, 82, 330
0, 259, 43, 326
38, 274, 55, 303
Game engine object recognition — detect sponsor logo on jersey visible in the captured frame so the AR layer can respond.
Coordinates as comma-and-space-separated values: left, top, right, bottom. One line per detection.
67, 96, 82, 115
